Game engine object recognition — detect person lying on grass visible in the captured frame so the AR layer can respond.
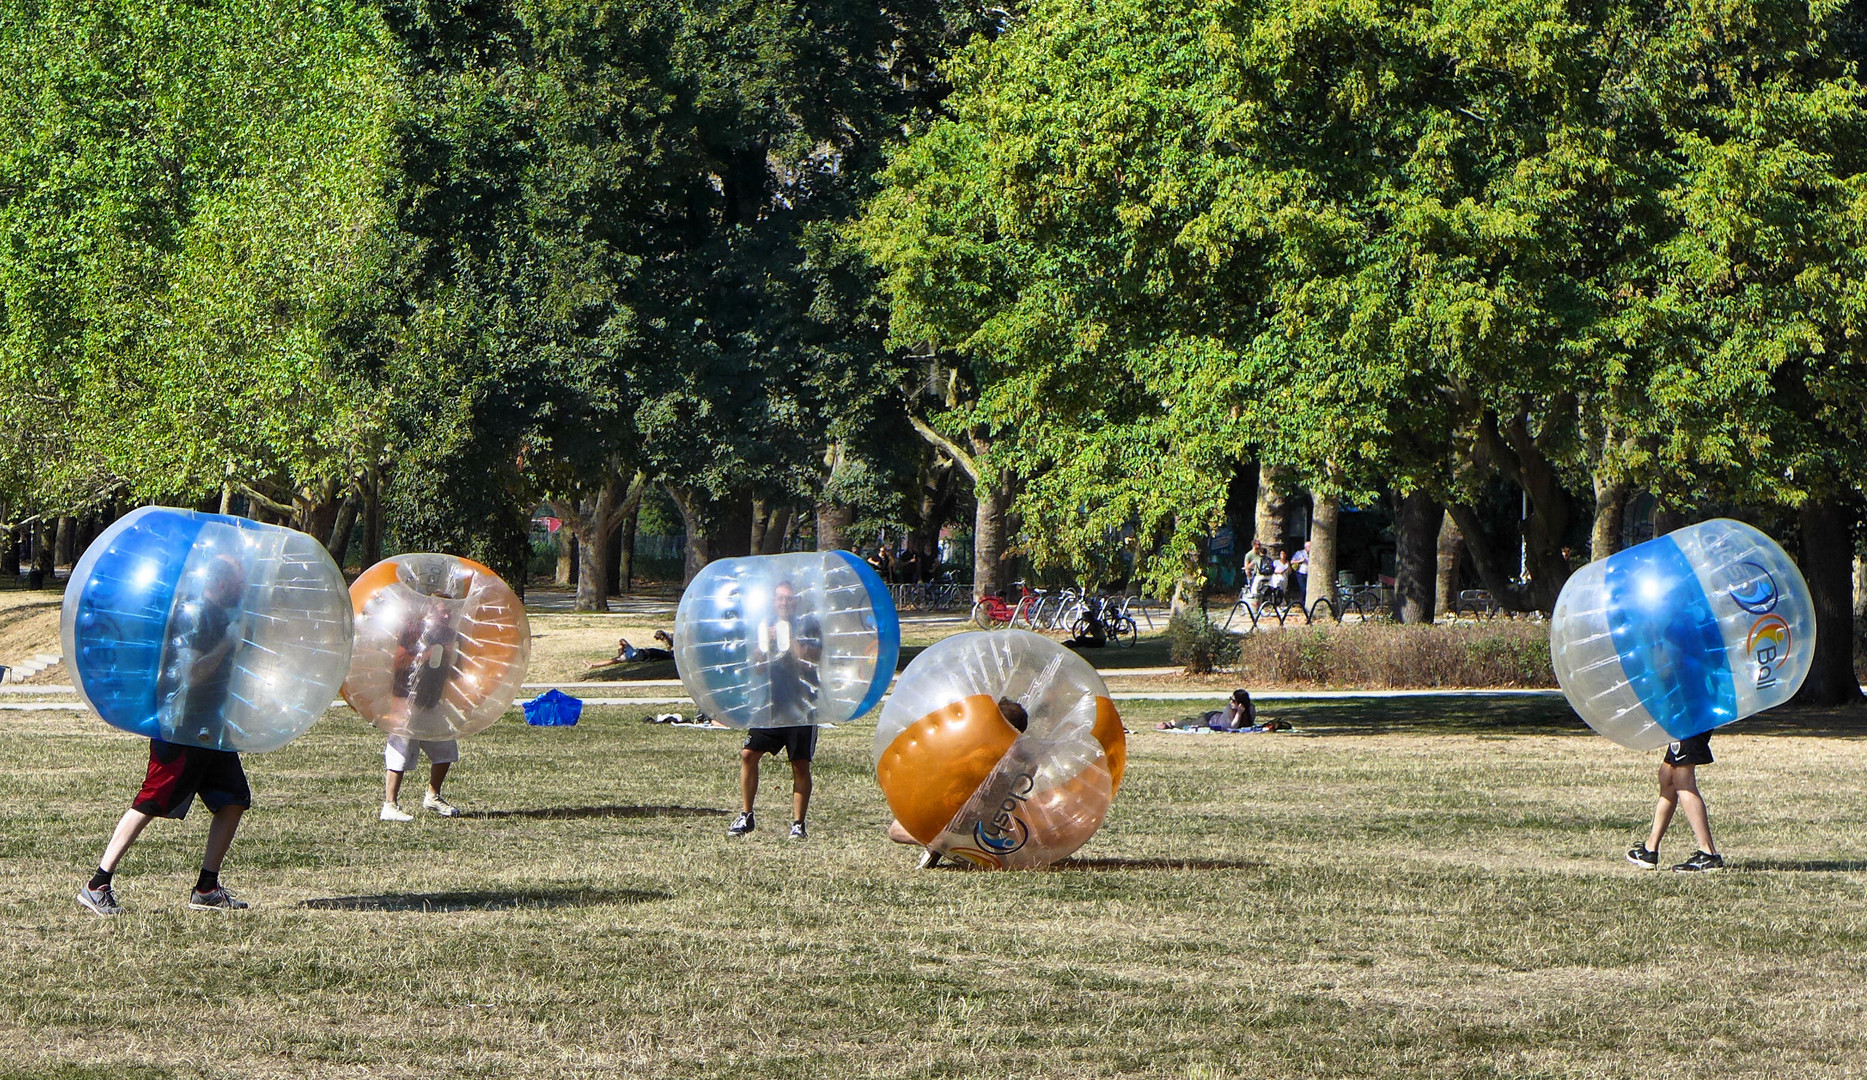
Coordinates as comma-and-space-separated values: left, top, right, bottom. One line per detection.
1155, 689, 1290, 732
587, 630, 675, 668
887, 698, 1029, 869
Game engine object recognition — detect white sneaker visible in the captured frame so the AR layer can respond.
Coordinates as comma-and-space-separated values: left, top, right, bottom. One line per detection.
422, 792, 461, 817
379, 802, 414, 822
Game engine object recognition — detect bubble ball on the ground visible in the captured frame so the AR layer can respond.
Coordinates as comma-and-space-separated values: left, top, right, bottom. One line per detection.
1551, 518, 1815, 750
343, 554, 531, 740
874, 630, 1126, 869
674, 551, 898, 730
61, 506, 353, 753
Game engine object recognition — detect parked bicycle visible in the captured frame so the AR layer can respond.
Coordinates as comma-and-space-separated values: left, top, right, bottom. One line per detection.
1071, 593, 1139, 648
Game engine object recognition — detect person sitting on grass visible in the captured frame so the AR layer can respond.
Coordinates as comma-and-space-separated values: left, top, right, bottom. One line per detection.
587, 630, 675, 668
887, 698, 1029, 869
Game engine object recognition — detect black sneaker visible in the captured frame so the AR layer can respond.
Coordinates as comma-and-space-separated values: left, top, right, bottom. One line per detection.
727, 811, 755, 836
187, 885, 251, 911
788, 820, 807, 841
77, 883, 124, 917
1626, 843, 1660, 870
1672, 850, 1725, 873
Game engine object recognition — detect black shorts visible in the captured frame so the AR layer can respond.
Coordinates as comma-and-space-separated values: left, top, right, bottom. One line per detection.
744, 725, 818, 762
1663, 733, 1713, 767
132, 740, 251, 819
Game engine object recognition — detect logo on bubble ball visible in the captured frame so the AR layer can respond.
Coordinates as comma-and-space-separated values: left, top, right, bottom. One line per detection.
1728, 562, 1780, 614
970, 771, 1035, 856
1747, 615, 1792, 691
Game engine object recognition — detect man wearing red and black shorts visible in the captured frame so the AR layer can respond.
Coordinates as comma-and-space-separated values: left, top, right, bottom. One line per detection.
77, 555, 256, 916
76, 740, 253, 916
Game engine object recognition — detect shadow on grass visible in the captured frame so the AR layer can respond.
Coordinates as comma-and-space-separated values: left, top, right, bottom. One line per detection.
581, 659, 679, 682
1047, 856, 1266, 872
300, 887, 669, 912
470, 804, 729, 820
1739, 858, 1867, 873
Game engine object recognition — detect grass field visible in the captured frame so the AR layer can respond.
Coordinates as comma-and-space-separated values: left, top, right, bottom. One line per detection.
7, 694, 1867, 1079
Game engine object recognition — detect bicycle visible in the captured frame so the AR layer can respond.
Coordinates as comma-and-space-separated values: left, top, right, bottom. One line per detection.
1071, 594, 1139, 648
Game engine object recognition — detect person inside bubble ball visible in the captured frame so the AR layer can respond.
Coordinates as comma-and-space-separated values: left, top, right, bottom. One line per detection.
1625, 611, 1724, 873
78, 555, 254, 916
728, 580, 822, 840
380, 595, 466, 821
887, 698, 1029, 869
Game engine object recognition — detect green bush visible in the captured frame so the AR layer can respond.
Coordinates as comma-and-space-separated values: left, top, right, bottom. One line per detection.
1166, 610, 1243, 675
1235, 622, 1555, 688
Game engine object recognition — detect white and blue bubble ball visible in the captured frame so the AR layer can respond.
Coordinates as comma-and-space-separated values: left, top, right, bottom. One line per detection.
673, 551, 898, 729
1550, 518, 1814, 750
60, 506, 353, 753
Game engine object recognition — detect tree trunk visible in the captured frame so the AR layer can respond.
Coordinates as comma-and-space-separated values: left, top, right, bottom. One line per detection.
1306, 492, 1341, 618
1854, 553, 1866, 626
1590, 474, 1627, 562
670, 486, 754, 583
1444, 502, 1529, 612
0, 522, 18, 578
973, 469, 1013, 601
326, 493, 360, 569
576, 520, 611, 610
53, 516, 75, 567
362, 467, 384, 568
604, 519, 624, 596
554, 530, 575, 586
1391, 489, 1441, 624
758, 504, 792, 555
619, 501, 640, 594
1434, 511, 1463, 619
1253, 462, 1289, 550
33, 518, 55, 578
1792, 496, 1866, 705
1654, 506, 1688, 537
816, 501, 853, 553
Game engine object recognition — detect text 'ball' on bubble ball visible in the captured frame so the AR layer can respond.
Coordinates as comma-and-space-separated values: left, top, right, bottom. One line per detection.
342, 554, 531, 740
60, 506, 353, 754
673, 551, 898, 730
1551, 518, 1815, 751
874, 630, 1125, 870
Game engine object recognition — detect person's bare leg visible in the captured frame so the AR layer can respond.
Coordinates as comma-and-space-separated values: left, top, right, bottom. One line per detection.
791, 759, 812, 823
740, 748, 763, 814
98, 809, 156, 873
201, 805, 245, 875
1646, 762, 1679, 852
428, 760, 451, 797
384, 769, 405, 805
1672, 765, 1716, 854
887, 820, 917, 844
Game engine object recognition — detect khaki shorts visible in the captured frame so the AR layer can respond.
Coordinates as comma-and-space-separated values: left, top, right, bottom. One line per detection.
384, 736, 460, 773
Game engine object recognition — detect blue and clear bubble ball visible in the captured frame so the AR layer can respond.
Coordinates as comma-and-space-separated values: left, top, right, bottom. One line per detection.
673, 552, 898, 729
1551, 519, 1815, 750
60, 506, 353, 753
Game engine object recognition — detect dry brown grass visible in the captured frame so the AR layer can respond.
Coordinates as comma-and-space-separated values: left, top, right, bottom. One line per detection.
6, 695, 1867, 1078
1236, 621, 1555, 689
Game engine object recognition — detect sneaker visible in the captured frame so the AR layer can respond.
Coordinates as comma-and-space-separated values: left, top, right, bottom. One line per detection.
1626, 843, 1660, 870
76, 884, 124, 917
789, 820, 807, 841
916, 849, 943, 870
188, 886, 250, 911
1672, 850, 1725, 873
727, 811, 755, 836
379, 802, 414, 822
422, 792, 462, 817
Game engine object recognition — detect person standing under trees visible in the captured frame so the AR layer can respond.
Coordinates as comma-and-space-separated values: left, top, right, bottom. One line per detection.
729, 581, 822, 840
1290, 541, 1311, 602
